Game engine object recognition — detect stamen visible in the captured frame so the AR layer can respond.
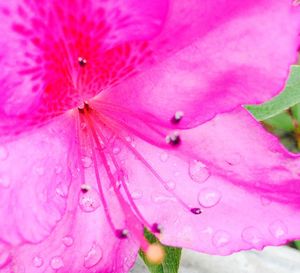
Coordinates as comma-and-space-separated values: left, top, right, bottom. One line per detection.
113, 132, 194, 213
190, 207, 202, 215
80, 184, 91, 193
115, 229, 129, 239
78, 56, 87, 67
151, 223, 163, 234
171, 111, 184, 124
166, 132, 181, 146
89, 115, 155, 231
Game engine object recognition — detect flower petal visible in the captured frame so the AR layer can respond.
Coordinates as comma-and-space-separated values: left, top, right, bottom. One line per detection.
103, 0, 300, 127
0, 0, 168, 135
119, 108, 300, 254
0, 115, 76, 245
0, 177, 139, 273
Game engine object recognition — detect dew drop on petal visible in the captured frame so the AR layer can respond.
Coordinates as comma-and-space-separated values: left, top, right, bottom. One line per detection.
56, 183, 68, 198
151, 193, 176, 204
212, 230, 231, 247
242, 227, 263, 247
62, 236, 74, 247
55, 165, 63, 174
189, 160, 210, 183
198, 188, 221, 208
0, 175, 10, 188
82, 156, 92, 168
167, 181, 176, 190
84, 243, 103, 268
269, 220, 288, 239
260, 196, 272, 206
113, 146, 121, 155
79, 188, 101, 212
80, 122, 87, 130
32, 256, 43, 268
0, 250, 10, 268
0, 146, 8, 161
131, 191, 143, 200
34, 166, 45, 176
50, 256, 64, 269
159, 152, 169, 162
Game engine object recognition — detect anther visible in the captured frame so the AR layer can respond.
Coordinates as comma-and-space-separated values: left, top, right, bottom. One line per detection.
116, 229, 129, 239
80, 184, 91, 193
78, 56, 87, 67
166, 132, 181, 146
171, 111, 184, 124
190, 207, 202, 215
151, 223, 163, 234
78, 101, 90, 113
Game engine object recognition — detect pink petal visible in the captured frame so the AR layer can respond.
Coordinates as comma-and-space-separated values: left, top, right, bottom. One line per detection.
0, 183, 139, 273
119, 108, 300, 254
0, 0, 167, 135
0, 116, 140, 272
0, 115, 76, 245
104, 0, 300, 127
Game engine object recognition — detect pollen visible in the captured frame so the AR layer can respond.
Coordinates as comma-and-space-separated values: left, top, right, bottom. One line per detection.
145, 243, 165, 265
78, 56, 87, 67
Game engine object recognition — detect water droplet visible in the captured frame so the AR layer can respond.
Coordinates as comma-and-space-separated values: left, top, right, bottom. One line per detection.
125, 136, 132, 143
260, 196, 272, 206
212, 230, 231, 247
32, 256, 43, 268
62, 236, 74, 247
80, 122, 87, 130
0, 175, 10, 188
159, 153, 169, 162
34, 166, 45, 176
56, 183, 68, 198
166, 181, 176, 190
189, 160, 210, 183
79, 188, 101, 212
174, 171, 180, 177
131, 191, 143, 200
55, 166, 62, 174
0, 250, 10, 267
113, 146, 121, 155
0, 146, 8, 161
242, 227, 263, 247
50, 256, 64, 269
151, 193, 176, 203
225, 153, 241, 165
198, 188, 221, 208
269, 220, 287, 239
84, 243, 103, 268
82, 156, 92, 168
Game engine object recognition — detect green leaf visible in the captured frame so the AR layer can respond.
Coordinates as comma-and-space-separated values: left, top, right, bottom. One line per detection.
139, 229, 182, 273
294, 240, 300, 250
246, 65, 300, 121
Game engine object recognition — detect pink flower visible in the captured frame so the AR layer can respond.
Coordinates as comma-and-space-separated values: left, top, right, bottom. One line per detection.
0, 0, 300, 272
